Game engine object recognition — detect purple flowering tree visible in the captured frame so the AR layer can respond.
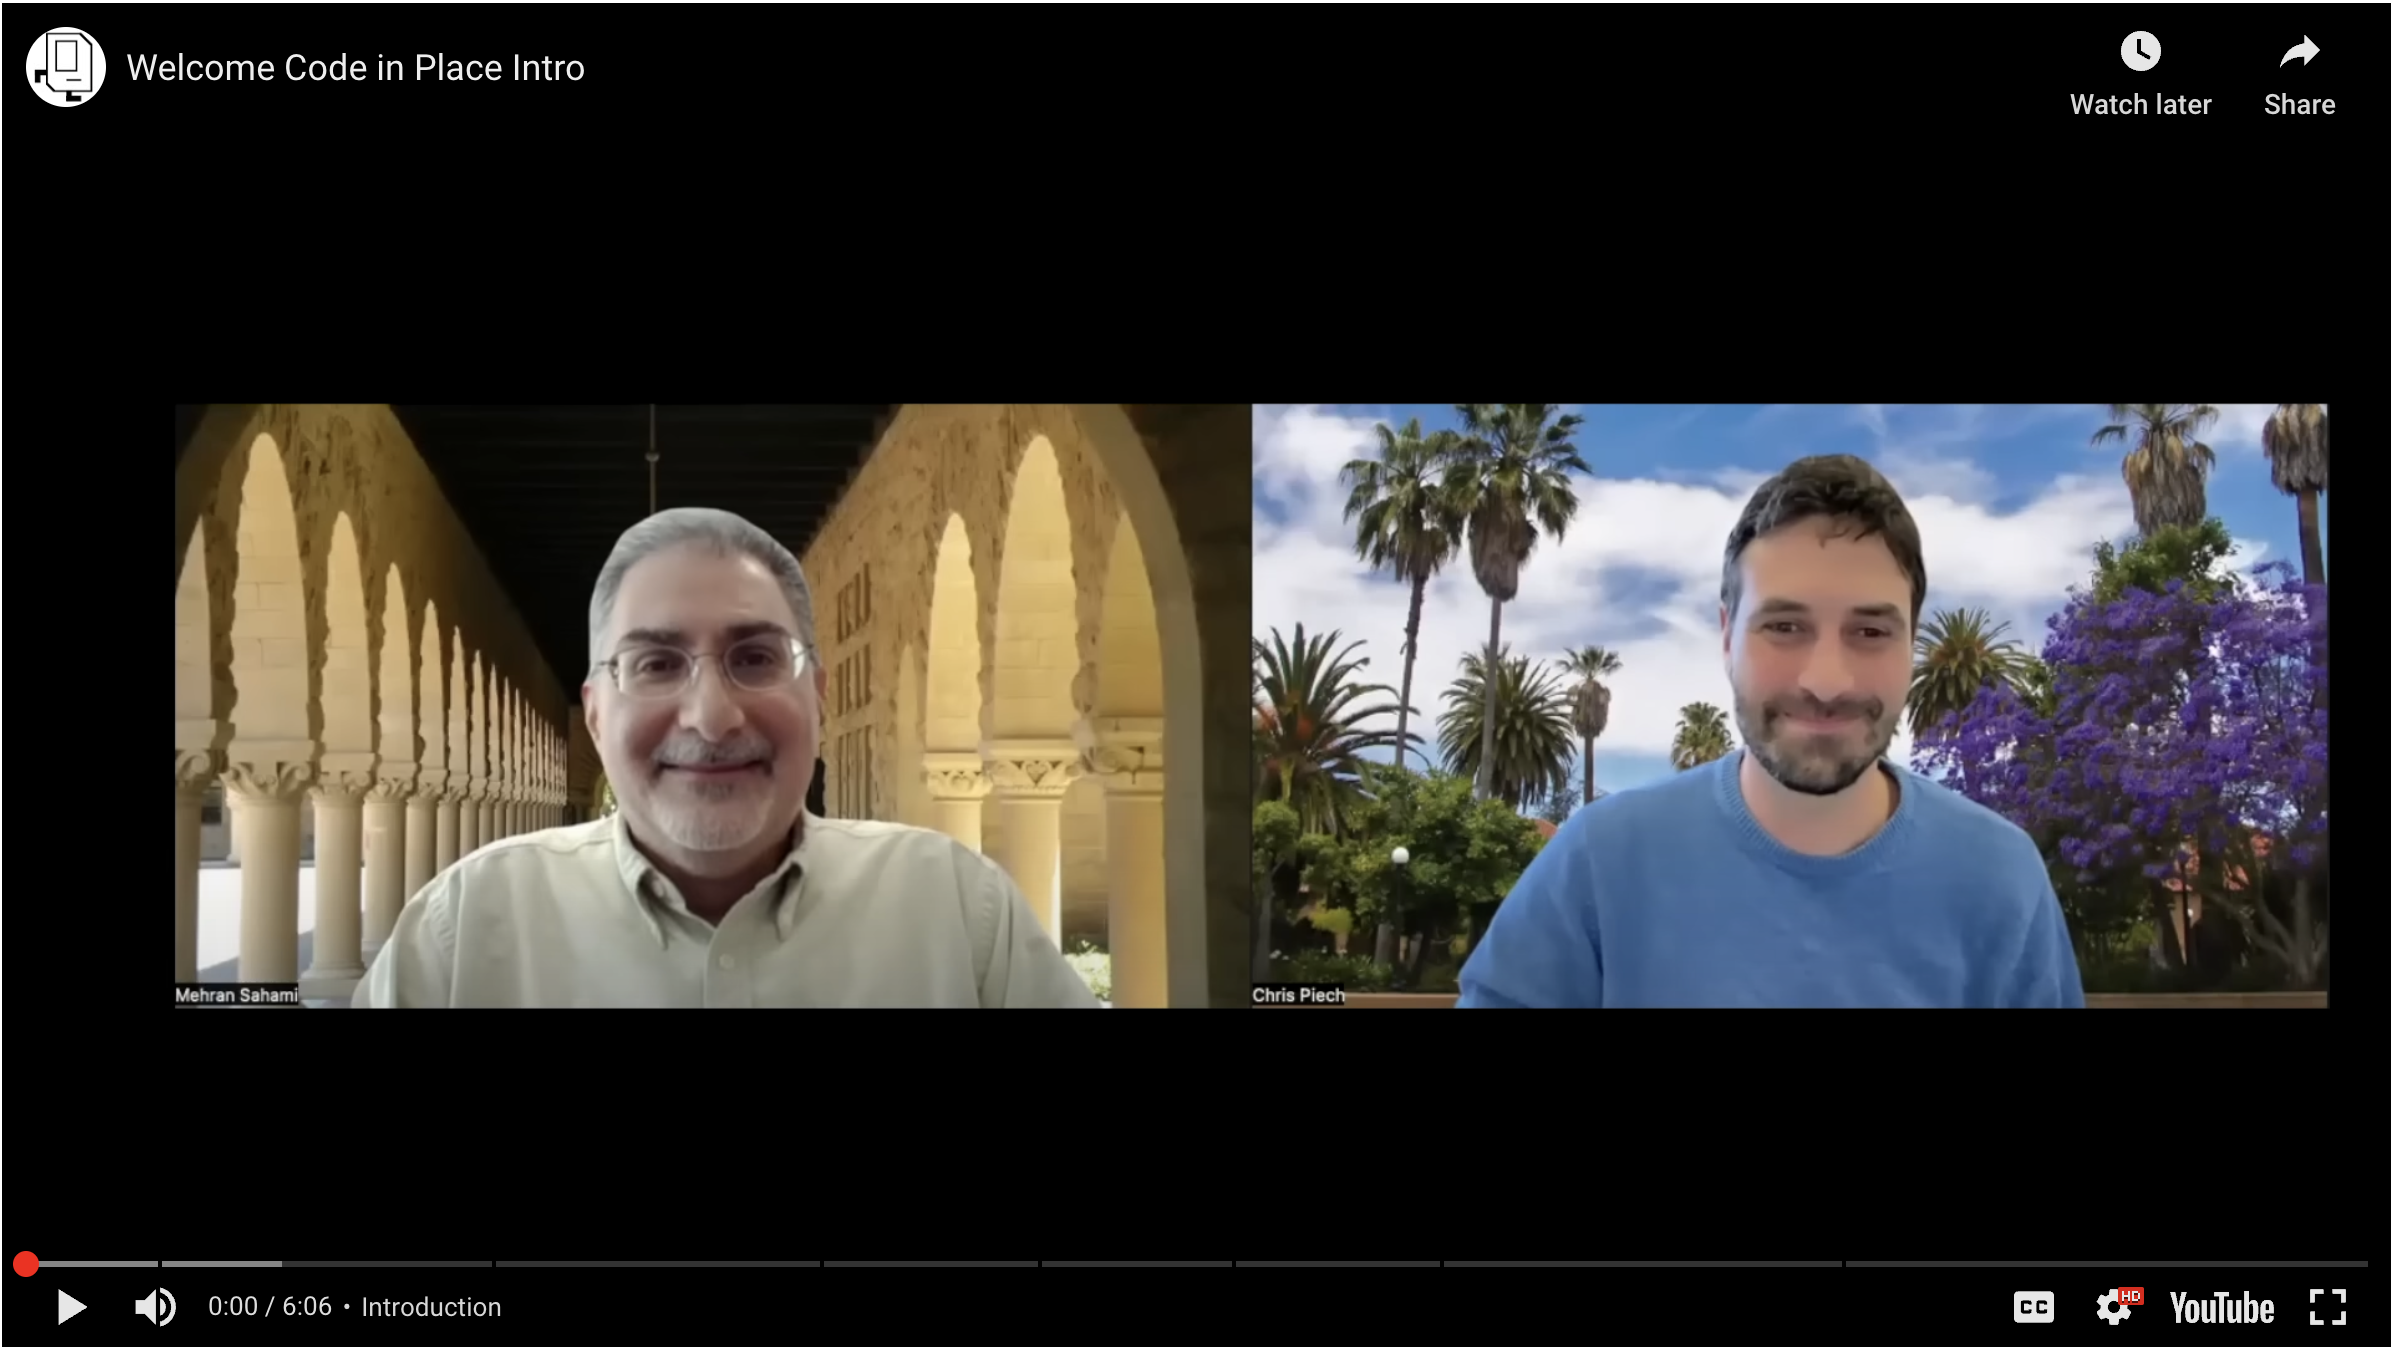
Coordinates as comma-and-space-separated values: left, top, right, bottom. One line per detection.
1913, 561, 2328, 986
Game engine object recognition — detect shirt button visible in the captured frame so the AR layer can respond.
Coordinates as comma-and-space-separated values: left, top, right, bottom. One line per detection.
718, 954, 736, 970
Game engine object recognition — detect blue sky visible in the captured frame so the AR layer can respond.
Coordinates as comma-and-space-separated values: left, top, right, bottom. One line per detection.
1252, 403, 2327, 796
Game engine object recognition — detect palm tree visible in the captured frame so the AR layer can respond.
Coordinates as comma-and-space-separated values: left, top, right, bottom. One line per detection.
1444, 404, 1591, 799
1907, 607, 2038, 737
1253, 625, 1414, 837
2260, 403, 2328, 592
1341, 418, 1464, 774
2259, 401, 2330, 937
1671, 702, 1734, 770
1436, 648, 1575, 810
1559, 645, 1623, 803
2090, 403, 2220, 536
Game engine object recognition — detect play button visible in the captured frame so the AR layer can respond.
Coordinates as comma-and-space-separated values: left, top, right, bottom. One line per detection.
59, 1289, 86, 1324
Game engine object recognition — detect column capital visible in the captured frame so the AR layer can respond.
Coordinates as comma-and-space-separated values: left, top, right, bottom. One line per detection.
984, 739, 1084, 799
223, 757, 316, 804
176, 748, 220, 804
1079, 717, 1164, 795
313, 770, 377, 806
371, 760, 418, 799
414, 767, 450, 798
923, 751, 992, 801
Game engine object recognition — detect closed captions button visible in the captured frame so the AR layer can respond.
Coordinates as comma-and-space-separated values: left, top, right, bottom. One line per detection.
2014, 1291, 2056, 1323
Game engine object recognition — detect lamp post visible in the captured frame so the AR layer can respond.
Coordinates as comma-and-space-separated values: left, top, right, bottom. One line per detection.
1389, 845, 1410, 989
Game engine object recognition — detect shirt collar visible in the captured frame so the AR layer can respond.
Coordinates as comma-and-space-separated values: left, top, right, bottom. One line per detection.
609, 811, 811, 947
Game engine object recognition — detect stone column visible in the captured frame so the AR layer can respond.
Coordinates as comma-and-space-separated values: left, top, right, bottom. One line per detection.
983, 741, 1083, 942
174, 749, 218, 982
922, 751, 990, 850
458, 784, 482, 856
301, 766, 373, 999
405, 768, 443, 901
1084, 718, 1167, 1009
361, 773, 413, 963
435, 790, 463, 871
224, 755, 315, 982
479, 797, 498, 849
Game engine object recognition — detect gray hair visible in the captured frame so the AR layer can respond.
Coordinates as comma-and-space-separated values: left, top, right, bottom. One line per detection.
587, 507, 818, 670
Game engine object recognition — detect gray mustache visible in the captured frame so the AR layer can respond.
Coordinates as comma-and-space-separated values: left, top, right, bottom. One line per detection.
656, 735, 774, 768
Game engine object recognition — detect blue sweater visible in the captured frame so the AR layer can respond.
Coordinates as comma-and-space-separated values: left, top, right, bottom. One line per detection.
1458, 753, 2085, 1008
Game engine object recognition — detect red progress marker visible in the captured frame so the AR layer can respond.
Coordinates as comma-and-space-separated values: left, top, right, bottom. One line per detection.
11, 1252, 36, 1277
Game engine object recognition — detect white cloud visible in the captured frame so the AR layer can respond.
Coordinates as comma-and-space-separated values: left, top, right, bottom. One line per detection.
1251, 404, 2142, 775
2206, 403, 2280, 453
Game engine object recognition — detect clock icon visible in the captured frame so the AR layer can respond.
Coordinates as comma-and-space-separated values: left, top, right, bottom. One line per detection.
2120, 30, 2161, 72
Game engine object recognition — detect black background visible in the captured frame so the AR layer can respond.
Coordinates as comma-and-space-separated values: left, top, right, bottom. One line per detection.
6, 4, 2384, 1345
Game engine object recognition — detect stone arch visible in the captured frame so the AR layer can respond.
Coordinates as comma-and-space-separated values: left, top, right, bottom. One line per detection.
174, 526, 218, 978
919, 512, 986, 848
221, 432, 314, 978
378, 565, 417, 773
499, 676, 515, 806
226, 433, 311, 747
322, 513, 375, 764
776, 403, 1237, 1002
418, 601, 448, 781
519, 685, 531, 807
1096, 517, 1165, 720
176, 529, 219, 736
1067, 406, 1214, 1008
989, 436, 1079, 741
448, 636, 471, 798
925, 514, 981, 754
467, 651, 487, 811
1057, 515, 1167, 958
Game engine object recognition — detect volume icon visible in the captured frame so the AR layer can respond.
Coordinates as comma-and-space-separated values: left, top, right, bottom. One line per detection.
134, 1288, 178, 1326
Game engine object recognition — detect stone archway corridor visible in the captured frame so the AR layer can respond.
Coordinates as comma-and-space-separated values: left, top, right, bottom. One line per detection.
175, 404, 1250, 1007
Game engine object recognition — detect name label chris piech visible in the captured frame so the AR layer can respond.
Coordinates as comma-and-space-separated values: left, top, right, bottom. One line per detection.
174, 983, 304, 1006
1252, 983, 1347, 1006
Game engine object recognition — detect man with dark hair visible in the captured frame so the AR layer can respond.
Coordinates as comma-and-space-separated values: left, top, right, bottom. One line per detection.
1460, 455, 2083, 1008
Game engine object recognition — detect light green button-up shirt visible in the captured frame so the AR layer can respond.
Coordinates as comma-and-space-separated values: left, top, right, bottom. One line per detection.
353, 813, 1101, 1008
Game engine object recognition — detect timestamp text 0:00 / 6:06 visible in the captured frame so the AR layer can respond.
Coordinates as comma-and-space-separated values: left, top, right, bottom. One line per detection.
209, 1296, 336, 1316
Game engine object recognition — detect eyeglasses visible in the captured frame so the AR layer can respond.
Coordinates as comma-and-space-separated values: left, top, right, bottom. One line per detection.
596, 636, 813, 700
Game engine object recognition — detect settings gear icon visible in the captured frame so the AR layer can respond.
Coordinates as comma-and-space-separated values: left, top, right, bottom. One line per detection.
2097, 1289, 2133, 1324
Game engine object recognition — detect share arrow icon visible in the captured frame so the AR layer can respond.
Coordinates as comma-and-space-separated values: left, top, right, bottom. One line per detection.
2280, 35, 2319, 67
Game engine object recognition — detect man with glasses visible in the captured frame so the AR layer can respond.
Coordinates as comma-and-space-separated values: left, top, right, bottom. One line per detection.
354, 507, 1100, 1008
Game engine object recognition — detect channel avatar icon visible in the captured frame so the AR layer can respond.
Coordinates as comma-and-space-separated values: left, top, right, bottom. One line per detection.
27, 28, 107, 106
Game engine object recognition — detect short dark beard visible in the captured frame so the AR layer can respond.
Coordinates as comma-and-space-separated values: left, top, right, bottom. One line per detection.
1734, 693, 1895, 797
1753, 743, 1881, 796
